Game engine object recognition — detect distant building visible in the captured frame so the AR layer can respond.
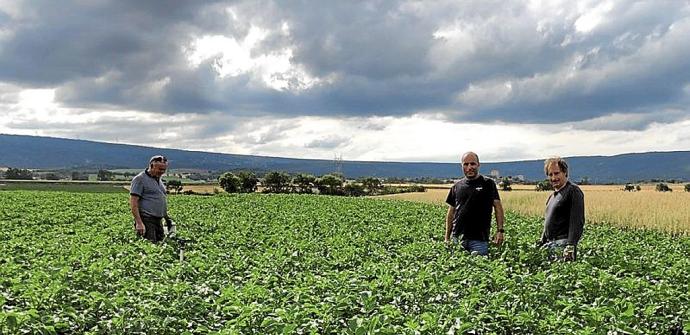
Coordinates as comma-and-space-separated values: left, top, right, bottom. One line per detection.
490, 170, 500, 178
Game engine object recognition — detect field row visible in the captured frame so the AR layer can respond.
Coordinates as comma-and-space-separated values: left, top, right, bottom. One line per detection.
0, 191, 689, 334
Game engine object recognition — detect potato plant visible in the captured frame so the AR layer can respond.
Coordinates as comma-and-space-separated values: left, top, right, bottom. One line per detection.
0, 191, 688, 334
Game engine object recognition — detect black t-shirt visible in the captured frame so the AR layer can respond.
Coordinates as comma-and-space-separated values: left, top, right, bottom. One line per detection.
445, 175, 500, 241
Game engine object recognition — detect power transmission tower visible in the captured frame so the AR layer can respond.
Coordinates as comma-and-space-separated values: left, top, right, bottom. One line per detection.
334, 154, 343, 175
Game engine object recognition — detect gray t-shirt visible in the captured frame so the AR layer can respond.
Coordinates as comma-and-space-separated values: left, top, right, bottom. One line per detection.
130, 170, 167, 218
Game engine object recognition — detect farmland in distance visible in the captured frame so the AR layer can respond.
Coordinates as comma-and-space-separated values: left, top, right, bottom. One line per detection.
1, 191, 689, 334
374, 184, 690, 234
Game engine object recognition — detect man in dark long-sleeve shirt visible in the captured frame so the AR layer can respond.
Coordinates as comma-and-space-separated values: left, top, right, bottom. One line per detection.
538, 157, 584, 261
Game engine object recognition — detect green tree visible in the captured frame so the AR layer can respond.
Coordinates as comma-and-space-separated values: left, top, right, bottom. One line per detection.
655, 183, 672, 192
263, 171, 292, 193
685, 184, 690, 192
97, 169, 114, 181
166, 180, 184, 194
44, 172, 62, 180
236, 171, 258, 193
4, 168, 34, 180
218, 172, 241, 193
344, 183, 365, 196
71, 171, 89, 181
359, 177, 383, 195
535, 179, 553, 191
499, 177, 512, 191
292, 173, 316, 194
316, 174, 345, 195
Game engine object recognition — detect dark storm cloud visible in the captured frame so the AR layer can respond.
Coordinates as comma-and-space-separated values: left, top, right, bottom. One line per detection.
569, 109, 690, 131
1, 0, 689, 128
1, 1, 210, 85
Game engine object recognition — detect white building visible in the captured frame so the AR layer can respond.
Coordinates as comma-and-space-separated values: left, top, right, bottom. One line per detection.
490, 170, 500, 178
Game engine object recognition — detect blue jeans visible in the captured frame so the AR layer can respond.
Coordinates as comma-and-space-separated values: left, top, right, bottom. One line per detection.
452, 237, 489, 256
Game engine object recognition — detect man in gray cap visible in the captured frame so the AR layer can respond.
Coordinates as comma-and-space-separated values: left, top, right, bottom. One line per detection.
130, 155, 175, 242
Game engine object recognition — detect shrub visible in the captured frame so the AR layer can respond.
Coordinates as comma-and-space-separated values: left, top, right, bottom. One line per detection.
4, 167, 34, 180
316, 174, 345, 195
218, 172, 241, 193
236, 171, 258, 193
624, 183, 636, 192
97, 169, 113, 181
535, 179, 553, 191
343, 183, 365, 197
499, 177, 512, 191
378, 185, 426, 195
359, 177, 384, 195
71, 171, 89, 181
166, 180, 184, 194
655, 183, 672, 192
684, 184, 690, 192
292, 173, 316, 194
263, 171, 292, 193
45, 172, 62, 181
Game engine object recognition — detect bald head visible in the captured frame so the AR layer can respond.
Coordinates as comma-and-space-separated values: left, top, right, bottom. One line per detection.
461, 151, 479, 163
460, 151, 480, 179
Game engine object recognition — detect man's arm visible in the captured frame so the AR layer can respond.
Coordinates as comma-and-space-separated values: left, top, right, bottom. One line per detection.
130, 195, 145, 235
567, 189, 585, 246
445, 206, 455, 242
493, 199, 505, 245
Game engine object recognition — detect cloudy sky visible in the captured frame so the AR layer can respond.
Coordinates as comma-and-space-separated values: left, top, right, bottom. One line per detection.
1, 0, 689, 162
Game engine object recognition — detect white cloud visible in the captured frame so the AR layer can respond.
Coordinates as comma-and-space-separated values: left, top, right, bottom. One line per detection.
574, 1, 614, 33
3, 85, 690, 162
185, 25, 323, 91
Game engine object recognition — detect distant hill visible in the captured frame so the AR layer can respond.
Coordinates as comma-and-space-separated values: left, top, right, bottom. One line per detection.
1, 134, 689, 183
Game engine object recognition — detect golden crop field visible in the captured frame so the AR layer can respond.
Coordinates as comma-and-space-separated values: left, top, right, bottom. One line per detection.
179, 184, 223, 193
373, 184, 690, 234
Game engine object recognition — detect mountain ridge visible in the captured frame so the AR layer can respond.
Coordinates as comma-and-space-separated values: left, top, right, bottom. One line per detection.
1, 134, 688, 183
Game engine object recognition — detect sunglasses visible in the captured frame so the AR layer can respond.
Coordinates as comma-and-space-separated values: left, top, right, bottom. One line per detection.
149, 155, 168, 164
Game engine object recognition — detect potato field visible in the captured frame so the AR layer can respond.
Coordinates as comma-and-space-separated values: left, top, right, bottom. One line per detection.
1, 191, 689, 334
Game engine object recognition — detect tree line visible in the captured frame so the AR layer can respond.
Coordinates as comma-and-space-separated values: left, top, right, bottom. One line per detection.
217, 171, 425, 196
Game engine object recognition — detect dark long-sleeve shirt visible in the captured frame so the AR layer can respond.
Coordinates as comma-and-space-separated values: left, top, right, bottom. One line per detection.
540, 181, 584, 245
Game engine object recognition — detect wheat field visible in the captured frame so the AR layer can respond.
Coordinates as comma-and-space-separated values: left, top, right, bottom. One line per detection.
373, 184, 690, 234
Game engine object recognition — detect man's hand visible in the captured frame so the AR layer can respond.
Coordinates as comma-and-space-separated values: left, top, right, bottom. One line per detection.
167, 220, 177, 237
135, 222, 146, 236
563, 245, 575, 261
493, 231, 504, 246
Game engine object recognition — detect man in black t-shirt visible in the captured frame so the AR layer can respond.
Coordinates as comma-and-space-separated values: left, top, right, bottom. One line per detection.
445, 152, 505, 256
